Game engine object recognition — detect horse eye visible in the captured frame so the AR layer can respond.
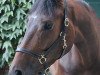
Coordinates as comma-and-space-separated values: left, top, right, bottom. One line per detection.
44, 22, 54, 30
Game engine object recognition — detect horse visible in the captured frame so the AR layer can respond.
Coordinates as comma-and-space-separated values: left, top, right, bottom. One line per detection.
8, 0, 100, 75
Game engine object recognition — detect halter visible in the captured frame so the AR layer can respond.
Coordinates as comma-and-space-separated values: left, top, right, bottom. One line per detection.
16, 0, 68, 74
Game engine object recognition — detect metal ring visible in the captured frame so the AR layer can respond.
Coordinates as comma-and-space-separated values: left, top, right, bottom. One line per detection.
38, 55, 47, 64
64, 18, 69, 27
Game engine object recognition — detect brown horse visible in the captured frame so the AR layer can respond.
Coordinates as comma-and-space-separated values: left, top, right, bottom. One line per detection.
8, 0, 100, 75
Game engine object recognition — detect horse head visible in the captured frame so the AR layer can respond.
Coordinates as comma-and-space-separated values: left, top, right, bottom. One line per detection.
8, 0, 75, 75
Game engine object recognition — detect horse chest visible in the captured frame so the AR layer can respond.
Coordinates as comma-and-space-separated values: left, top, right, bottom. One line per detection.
50, 44, 100, 75
50, 54, 100, 75
59, 45, 100, 75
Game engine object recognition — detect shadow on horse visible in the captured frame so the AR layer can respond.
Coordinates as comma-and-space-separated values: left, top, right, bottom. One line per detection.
8, 0, 100, 75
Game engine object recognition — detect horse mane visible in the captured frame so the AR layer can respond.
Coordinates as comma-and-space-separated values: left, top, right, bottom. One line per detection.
29, 0, 63, 17
67, 0, 98, 38
67, 0, 95, 23
67, 0, 100, 64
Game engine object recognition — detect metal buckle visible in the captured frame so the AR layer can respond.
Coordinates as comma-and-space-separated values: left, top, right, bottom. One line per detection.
38, 55, 47, 64
64, 18, 69, 27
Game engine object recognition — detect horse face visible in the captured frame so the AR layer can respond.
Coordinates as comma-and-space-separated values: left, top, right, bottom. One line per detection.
8, 7, 64, 75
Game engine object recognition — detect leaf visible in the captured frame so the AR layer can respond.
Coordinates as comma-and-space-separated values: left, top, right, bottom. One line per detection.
26, 2, 32, 9
6, 11, 13, 16
10, 0, 15, 10
18, 0, 26, 4
0, 1, 2, 4
0, 0, 32, 68
0, 6, 4, 13
0, 59, 5, 68
20, 9, 26, 15
14, 21, 20, 30
16, 9, 21, 20
16, 8, 26, 20
0, 16, 8, 23
2, 41, 12, 50
0, 40, 2, 48
1, 41, 14, 64
0, 33, 5, 39
2, 0, 6, 4
6, 5, 11, 11
3, 5, 11, 13
2, 47, 14, 62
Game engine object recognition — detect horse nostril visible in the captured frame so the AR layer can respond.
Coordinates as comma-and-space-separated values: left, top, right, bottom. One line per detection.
15, 70, 22, 75
38, 72, 43, 75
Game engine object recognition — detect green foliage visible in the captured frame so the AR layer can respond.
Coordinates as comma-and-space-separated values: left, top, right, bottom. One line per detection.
0, 0, 34, 68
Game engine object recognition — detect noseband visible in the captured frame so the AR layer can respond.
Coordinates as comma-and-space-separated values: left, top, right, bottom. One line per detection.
16, 0, 69, 74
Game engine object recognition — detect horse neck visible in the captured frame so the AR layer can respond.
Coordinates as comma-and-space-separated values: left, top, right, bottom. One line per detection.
75, 18, 99, 66
68, 1, 100, 67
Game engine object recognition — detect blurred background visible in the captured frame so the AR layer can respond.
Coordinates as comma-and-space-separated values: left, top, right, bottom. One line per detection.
0, 0, 100, 75
86, 0, 100, 18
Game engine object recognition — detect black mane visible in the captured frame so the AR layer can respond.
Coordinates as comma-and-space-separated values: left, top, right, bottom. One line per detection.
29, 0, 63, 17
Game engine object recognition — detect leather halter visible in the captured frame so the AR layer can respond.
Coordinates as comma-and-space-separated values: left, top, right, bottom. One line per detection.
16, 18, 69, 62
16, 0, 69, 74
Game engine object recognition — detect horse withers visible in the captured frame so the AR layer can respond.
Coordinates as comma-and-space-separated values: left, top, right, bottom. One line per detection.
8, 0, 100, 75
